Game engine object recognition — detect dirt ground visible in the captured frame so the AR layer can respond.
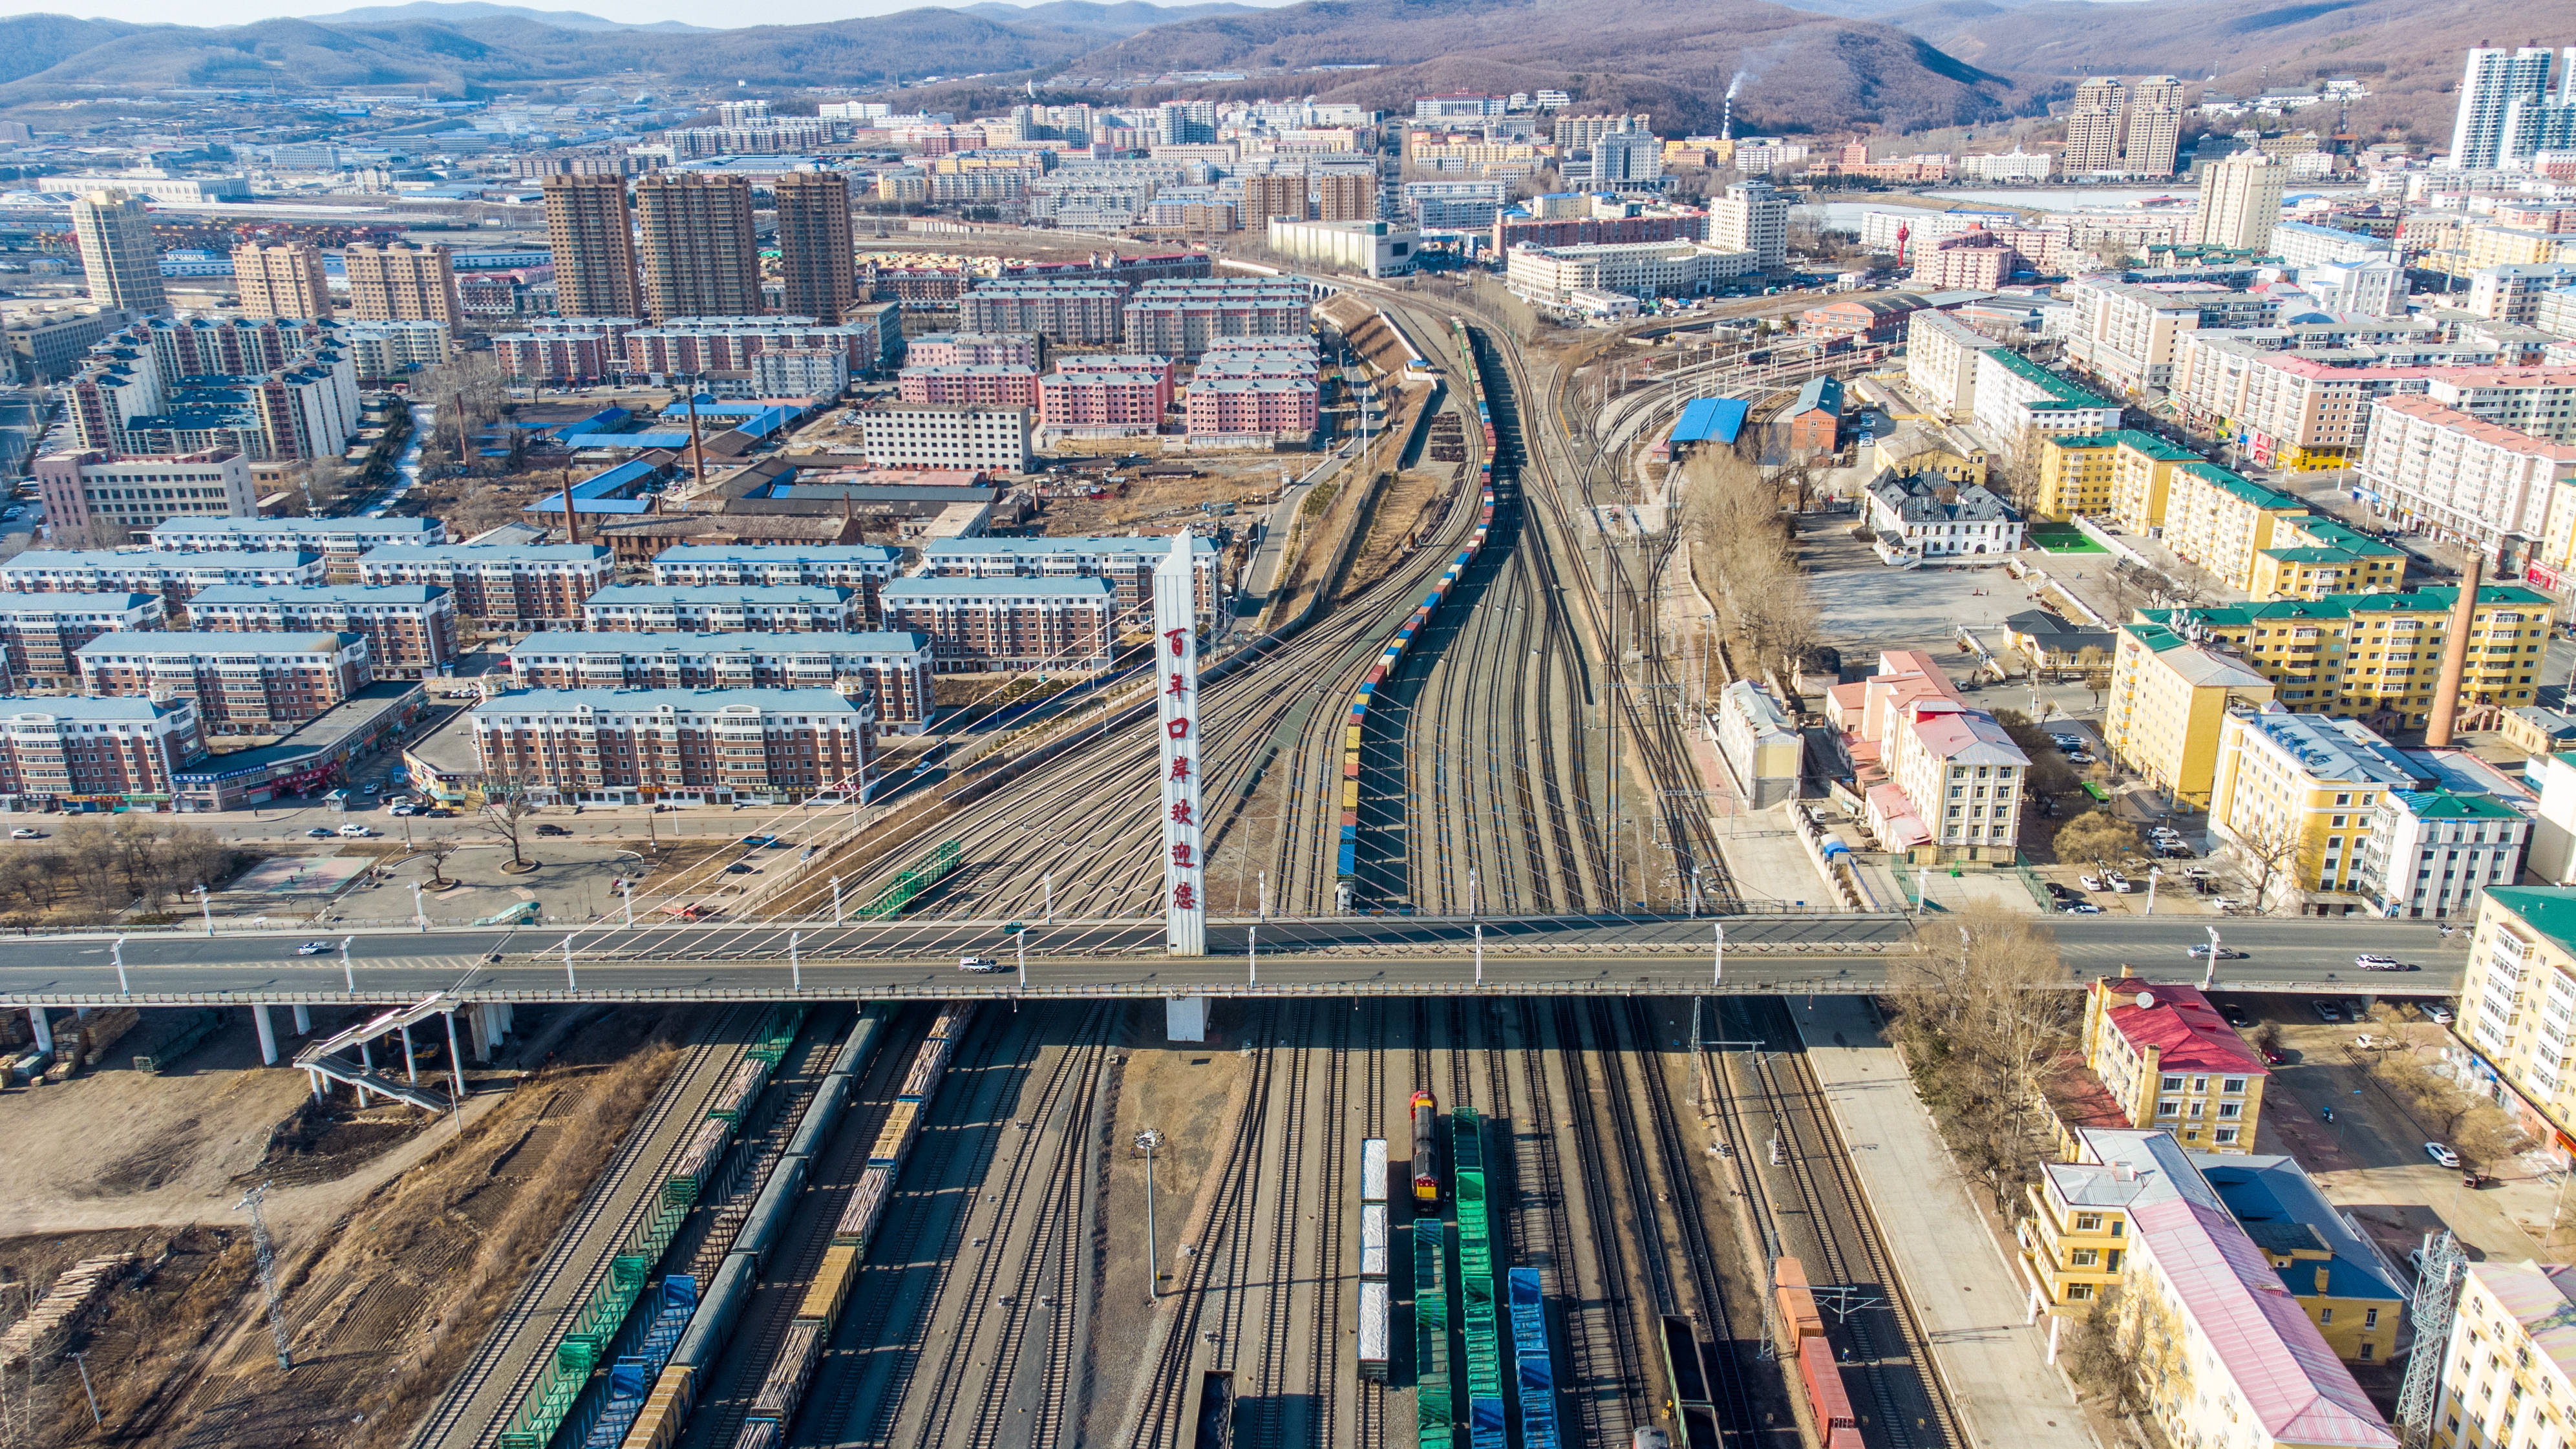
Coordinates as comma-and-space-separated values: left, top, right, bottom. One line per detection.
1036, 460, 1293, 536
5, 1005, 694, 1449
1341, 467, 1456, 602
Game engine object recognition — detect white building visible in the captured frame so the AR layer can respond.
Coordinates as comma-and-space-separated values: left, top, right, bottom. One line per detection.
1504, 240, 1755, 306
1906, 309, 2003, 423
2427, 1259, 2576, 1449
1864, 471, 2025, 563
2298, 257, 2405, 318
2269, 220, 2396, 271
1972, 347, 2122, 454
752, 347, 849, 399
1713, 679, 1802, 807
2355, 788, 2530, 919
338, 320, 452, 377
2356, 392, 2576, 556
1264, 217, 1420, 278
1955, 149, 2053, 183
859, 403, 1032, 472
1708, 181, 1790, 271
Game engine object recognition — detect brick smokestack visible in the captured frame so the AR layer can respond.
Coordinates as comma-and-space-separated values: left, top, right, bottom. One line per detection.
2425, 554, 2483, 747
558, 469, 581, 546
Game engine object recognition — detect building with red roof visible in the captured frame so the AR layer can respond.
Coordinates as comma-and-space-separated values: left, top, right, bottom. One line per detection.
2081, 976, 2270, 1154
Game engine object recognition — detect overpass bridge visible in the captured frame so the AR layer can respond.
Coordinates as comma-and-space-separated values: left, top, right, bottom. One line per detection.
0, 913, 2467, 1009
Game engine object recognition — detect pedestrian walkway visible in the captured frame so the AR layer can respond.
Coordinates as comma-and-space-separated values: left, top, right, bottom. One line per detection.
1791, 995, 2100, 1449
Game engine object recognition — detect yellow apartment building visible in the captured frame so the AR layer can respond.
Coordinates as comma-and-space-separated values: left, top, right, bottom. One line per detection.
2035, 432, 2119, 520
2105, 430, 2201, 534
2081, 977, 2270, 1151
2019, 1127, 2402, 1365
2430, 1257, 2576, 1449
2137, 585, 2552, 727
2248, 514, 2408, 600
2209, 708, 2429, 911
2164, 462, 2314, 591
2456, 887, 2576, 1163
2103, 622, 2277, 805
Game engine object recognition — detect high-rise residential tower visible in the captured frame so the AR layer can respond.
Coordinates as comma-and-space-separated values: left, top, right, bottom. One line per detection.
2191, 152, 2287, 252
542, 174, 643, 320
1711, 180, 1791, 270
633, 173, 761, 321
231, 239, 332, 321
343, 241, 460, 332
2060, 76, 2184, 177
1240, 173, 1308, 226
2451, 47, 2561, 169
772, 171, 855, 324
1315, 171, 1378, 221
70, 189, 167, 316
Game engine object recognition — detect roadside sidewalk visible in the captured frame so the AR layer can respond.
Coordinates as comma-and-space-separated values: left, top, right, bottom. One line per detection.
1791, 994, 2101, 1449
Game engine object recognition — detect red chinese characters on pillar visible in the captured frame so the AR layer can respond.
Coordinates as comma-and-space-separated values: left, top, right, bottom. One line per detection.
1169, 800, 1195, 825
1166, 717, 1191, 740
1163, 626, 1188, 657
1171, 841, 1196, 869
1166, 672, 1189, 697
1171, 882, 1197, 910
1169, 756, 1192, 781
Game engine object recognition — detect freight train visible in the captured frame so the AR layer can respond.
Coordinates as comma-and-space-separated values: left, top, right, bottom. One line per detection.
1335, 317, 1498, 889
1776, 1256, 1860, 1449
1411, 1088, 1440, 1203
618, 1002, 977, 1449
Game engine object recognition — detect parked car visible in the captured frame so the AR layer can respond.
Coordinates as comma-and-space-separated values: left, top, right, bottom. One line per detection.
535, 823, 572, 837
305, 827, 334, 838
390, 805, 419, 816
2066, 752, 2098, 765
959, 955, 1006, 973
2314, 1000, 2343, 1022
2356, 954, 2400, 969
2427, 1004, 2455, 1025
2423, 1141, 2462, 1169
741, 834, 778, 847
337, 824, 374, 838
2080, 874, 2105, 891
2058, 902, 2103, 914
2049, 734, 2081, 750
2043, 882, 2078, 900
2104, 871, 2134, 893
2222, 1004, 2251, 1028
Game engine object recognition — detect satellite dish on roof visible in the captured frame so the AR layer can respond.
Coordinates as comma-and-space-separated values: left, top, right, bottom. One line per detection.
2135, 991, 2156, 1011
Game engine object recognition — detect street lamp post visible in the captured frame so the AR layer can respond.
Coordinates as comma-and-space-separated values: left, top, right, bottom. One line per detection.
789, 931, 802, 991
112, 935, 127, 995
1248, 925, 1258, 987
2202, 926, 2222, 991
1714, 921, 1724, 988
197, 883, 213, 936
1137, 1127, 1166, 1302
411, 879, 427, 932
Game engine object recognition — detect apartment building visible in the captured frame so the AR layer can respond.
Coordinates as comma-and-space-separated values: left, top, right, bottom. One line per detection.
340, 320, 452, 379
2140, 586, 2552, 726
2452, 887, 2576, 1165
498, 630, 936, 732
772, 171, 857, 325
471, 686, 877, 807
2081, 979, 2270, 1151
1709, 180, 1789, 270
2356, 790, 2531, 920
1904, 309, 2002, 425
2035, 430, 2195, 522
342, 242, 462, 333
1845, 654, 2028, 863
33, 449, 258, 544
897, 364, 1040, 408
1122, 282, 1313, 359
0, 594, 163, 690
76, 629, 370, 734
1038, 368, 1171, 435
917, 533, 1226, 630
2246, 514, 2409, 600
2022, 1126, 2402, 1371
960, 281, 1128, 346
2103, 622, 2277, 806
0, 695, 205, 810
70, 189, 165, 317
2146, 461, 2406, 597
2105, 430, 2202, 534
2427, 1256, 2576, 1449
2272, 220, 2396, 272
355, 544, 612, 624
1183, 377, 1319, 439
580, 584, 863, 635
857, 403, 1031, 472
1971, 348, 2122, 456
2465, 263, 2576, 326
906, 333, 1044, 368
623, 313, 900, 380
184, 583, 458, 677
2422, 368, 2576, 443
542, 174, 643, 321
2061, 279, 2276, 396
647, 545, 902, 617
2358, 394, 2576, 562
232, 240, 332, 322
151, 514, 447, 583
878, 575, 1116, 672
0, 548, 324, 607
2192, 153, 2288, 253
2209, 709, 2433, 911
495, 331, 613, 385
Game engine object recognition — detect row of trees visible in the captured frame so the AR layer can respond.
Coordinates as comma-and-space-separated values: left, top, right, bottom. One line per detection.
1679, 445, 1822, 691
0, 817, 239, 926
1884, 905, 2077, 1210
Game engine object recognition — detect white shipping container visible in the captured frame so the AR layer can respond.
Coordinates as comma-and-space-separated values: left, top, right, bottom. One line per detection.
1361, 1137, 1389, 1205
1361, 1203, 1389, 1280
1357, 1278, 1390, 1380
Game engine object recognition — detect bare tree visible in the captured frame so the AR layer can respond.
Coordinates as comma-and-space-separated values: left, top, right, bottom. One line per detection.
417, 836, 462, 889
480, 781, 540, 871
2222, 812, 2308, 915
2052, 813, 2140, 868
1886, 904, 2074, 1211
2061, 1285, 2149, 1416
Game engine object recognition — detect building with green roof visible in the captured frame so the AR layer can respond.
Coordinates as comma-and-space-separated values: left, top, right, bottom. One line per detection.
2356, 790, 2530, 918
2136, 584, 2551, 727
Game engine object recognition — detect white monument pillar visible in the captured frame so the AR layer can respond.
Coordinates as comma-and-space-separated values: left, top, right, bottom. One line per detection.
1155, 533, 1208, 956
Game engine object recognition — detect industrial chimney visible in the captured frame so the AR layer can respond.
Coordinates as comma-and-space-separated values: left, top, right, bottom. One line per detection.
2425, 554, 2484, 747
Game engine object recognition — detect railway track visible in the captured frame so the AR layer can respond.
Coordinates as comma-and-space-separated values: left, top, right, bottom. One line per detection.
409, 1004, 759, 1449
1712, 997, 1963, 1449
1123, 1003, 1283, 1449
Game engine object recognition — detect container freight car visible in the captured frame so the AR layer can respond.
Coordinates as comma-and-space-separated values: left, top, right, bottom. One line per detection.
835, 1166, 893, 1246
582, 1275, 698, 1449
1416, 1217, 1453, 1449
1775, 1257, 1825, 1351
1798, 1336, 1861, 1448
1412, 1090, 1440, 1204
619, 1365, 694, 1449
1453, 1106, 1503, 1449
1361, 1203, 1390, 1280
1508, 1267, 1560, 1449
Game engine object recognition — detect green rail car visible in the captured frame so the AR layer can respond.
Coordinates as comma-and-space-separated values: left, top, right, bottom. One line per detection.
1416, 1218, 1454, 1449
855, 838, 963, 920
1450, 1108, 1505, 1414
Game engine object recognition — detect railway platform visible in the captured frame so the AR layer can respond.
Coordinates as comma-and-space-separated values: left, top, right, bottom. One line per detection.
1791, 994, 2101, 1449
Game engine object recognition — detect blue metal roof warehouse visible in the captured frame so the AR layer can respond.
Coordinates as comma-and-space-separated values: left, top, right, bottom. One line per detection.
1670, 397, 1750, 447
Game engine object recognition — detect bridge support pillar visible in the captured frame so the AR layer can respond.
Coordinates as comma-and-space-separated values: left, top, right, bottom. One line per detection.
251, 1004, 279, 1066
25, 1007, 50, 1056
292, 1004, 311, 1035
1164, 996, 1208, 1044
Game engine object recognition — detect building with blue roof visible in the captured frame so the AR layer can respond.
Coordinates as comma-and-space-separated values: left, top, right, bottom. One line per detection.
1667, 397, 1749, 456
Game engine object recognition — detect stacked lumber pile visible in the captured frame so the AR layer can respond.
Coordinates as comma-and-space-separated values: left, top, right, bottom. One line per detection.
0, 1255, 134, 1366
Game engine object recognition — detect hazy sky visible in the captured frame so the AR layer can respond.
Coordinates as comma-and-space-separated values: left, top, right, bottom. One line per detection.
0, 0, 1300, 23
